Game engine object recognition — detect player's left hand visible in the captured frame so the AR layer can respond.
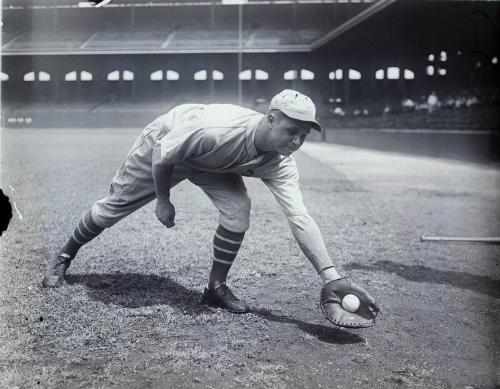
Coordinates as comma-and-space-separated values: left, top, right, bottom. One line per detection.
320, 278, 379, 328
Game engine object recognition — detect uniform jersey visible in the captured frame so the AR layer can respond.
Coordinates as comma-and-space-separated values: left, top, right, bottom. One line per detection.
156, 104, 309, 218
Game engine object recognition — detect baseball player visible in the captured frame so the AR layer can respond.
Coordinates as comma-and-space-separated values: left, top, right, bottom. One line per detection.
42, 89, 379, 328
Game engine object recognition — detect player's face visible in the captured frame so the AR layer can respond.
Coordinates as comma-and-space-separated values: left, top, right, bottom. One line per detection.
270, 114, 312, 156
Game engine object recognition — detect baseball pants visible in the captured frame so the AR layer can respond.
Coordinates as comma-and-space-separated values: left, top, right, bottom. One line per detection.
90, 126, 251, 233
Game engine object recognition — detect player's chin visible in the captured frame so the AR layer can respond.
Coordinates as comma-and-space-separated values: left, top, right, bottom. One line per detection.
278, 147, 296, 156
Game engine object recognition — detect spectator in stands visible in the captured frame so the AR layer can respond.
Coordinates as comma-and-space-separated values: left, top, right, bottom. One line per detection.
330, 107, 345, 117
401, 98, 416, 112
415, 95, 428, 111
443, 96, 456, 109
466, 95, 479, 107
427, 91, 439, 113
454, 96, 466, 109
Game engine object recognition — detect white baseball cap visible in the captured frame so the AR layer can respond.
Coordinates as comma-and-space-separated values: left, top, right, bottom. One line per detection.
269, 89, 322, 132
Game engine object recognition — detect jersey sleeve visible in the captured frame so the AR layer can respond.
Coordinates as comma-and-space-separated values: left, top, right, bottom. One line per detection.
260, 157, 308, 217
262, 157, 335, 273
157, 128, 215, 165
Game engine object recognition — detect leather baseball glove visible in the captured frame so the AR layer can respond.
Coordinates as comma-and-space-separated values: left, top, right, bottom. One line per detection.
320, 278, 379, 328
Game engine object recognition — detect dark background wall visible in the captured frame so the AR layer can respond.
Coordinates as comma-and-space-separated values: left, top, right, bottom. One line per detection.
1, 1, 499, 126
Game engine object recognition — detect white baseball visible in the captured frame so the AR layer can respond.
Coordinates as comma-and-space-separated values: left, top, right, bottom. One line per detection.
341, 294, 360, 313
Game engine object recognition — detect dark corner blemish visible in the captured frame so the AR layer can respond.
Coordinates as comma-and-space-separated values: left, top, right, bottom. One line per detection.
0, 189, 13, 236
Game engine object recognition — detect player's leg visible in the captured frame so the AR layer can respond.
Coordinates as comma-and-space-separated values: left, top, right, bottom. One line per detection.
43, 124, 156, 287
44, 121, 172, 287
42, 160, 189, 287
190, 171, 251, 313
42, 208, 105, 287
209, 224, 245, 290
58, 183, 156, 260
42, 185, 157, 287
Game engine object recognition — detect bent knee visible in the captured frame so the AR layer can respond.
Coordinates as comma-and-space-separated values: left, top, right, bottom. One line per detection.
220, 195, 251, 233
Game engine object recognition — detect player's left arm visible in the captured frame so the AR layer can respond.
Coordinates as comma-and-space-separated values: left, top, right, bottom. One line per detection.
262, 159, 379, 327
261, 165, 341, 283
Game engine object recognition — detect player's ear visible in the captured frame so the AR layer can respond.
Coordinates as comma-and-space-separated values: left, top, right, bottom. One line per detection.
266, 111, 277, 128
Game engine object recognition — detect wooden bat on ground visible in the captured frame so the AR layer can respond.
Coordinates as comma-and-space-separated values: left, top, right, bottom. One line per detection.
421, 236, 500, 244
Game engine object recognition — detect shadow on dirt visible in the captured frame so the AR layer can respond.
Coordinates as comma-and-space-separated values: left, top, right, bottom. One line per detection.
350, 260, 500, 298
252, 308, 364, 345
66, 273, 363, 345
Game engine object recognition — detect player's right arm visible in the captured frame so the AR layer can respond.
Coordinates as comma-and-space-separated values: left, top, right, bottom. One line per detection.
151, 123, 216, 228
152, 143, 176, 228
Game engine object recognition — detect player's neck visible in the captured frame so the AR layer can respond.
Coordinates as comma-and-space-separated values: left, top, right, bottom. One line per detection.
254, 116, 273, 154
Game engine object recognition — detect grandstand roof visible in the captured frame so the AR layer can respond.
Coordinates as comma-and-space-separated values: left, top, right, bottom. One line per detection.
3, 0, 378, 9
1, 0, 394, 54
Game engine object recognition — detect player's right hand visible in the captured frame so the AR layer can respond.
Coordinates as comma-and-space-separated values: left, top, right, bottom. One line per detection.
155, 199, 176, 228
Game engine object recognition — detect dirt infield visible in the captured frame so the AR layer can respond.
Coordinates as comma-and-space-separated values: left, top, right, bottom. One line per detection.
1, 128, 499, 388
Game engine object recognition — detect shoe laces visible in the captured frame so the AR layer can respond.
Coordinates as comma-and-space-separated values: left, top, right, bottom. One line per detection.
216, 282, 239, 302
53, 255, 71, 272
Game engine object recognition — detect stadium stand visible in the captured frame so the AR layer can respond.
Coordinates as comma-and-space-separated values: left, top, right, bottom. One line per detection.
1, 2, 372, 53
324, 104, 500, 132
168, 30, 246, 49
1, 0, 499, 142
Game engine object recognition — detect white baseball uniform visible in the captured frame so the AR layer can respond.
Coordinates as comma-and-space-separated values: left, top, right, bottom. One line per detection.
91, 103, 333, 272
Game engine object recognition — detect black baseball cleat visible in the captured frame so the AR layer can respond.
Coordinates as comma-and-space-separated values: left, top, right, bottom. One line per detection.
42, 254, 72, 288
200, 283, 250, 313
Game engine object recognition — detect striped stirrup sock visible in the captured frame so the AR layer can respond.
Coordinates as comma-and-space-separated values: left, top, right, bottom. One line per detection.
60, 210, 104, 258
213, 225, 245, 267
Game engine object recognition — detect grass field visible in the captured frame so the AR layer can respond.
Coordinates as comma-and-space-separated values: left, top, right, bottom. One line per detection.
1, 128, 499, 388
